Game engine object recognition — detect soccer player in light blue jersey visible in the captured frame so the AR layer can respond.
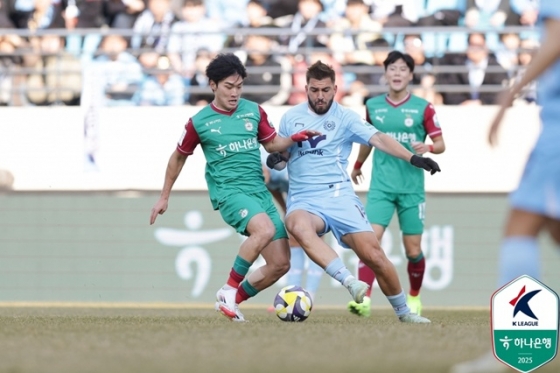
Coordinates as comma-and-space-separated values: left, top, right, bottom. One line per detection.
266, 60, 441, 323
260, 148, 324, 304
451, 1, 560, 371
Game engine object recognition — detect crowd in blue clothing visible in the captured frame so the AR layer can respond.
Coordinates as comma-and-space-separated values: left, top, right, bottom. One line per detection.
0, 0, 540, 107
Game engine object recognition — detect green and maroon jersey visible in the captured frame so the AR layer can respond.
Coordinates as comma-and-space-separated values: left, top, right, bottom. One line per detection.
177, 99, 277, 209
365, 93, 442, 193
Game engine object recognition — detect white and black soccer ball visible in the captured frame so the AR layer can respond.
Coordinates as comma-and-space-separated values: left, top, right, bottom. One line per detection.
273, 285, 313, 322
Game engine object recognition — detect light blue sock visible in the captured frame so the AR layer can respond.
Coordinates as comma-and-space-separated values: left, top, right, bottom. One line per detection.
387, 290, 411, 317
305, 257, 323, 300
325, 258, 354, 286
287, 247, 305, 286
498, 236, 540, 287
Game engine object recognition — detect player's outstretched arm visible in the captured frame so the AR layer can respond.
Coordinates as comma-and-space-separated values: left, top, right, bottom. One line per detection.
262, 130, 322, 153
369, 132, 441, 175
150, 149, 188, 225
351, 145, 373, 184
489, 17, 560, 146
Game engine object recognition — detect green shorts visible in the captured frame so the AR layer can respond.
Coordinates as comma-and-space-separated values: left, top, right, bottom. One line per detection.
218, 190, 288, 240
365, 189, 425, 235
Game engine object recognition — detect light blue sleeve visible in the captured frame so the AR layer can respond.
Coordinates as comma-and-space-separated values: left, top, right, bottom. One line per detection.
344, 110, 378, 146
540, 0, 560, 20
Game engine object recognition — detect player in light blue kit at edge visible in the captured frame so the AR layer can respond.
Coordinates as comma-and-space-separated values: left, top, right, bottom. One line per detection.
261, 149, 324, 302
266, 61, 441, 323
451, 0, 560, 371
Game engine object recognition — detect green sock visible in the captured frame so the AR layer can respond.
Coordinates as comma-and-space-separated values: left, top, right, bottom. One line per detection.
241, 280, 259, 297
407, 252, 424, 263
233, 255, 251, 276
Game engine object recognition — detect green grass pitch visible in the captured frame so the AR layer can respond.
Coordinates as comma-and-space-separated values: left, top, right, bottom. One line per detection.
0, 306, 558, 373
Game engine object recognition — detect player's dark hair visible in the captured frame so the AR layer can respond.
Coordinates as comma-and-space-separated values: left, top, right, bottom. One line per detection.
205, 53, 247, 85
306, 60, 335, 84
383, 51, 415, 73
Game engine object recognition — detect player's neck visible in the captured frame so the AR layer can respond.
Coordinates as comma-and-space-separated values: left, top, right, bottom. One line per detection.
387, 90, 410, 103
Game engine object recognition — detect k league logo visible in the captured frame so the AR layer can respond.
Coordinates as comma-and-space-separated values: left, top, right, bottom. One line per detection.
491, 275, 559, 373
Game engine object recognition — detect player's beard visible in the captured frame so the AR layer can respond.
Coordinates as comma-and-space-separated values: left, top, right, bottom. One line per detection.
308, 97, 334, 115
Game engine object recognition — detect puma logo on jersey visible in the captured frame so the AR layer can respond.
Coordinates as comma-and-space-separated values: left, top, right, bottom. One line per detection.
210, 127, 222, 134
375, 116, 385, 124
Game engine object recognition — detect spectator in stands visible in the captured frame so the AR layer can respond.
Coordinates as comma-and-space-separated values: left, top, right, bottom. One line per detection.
167, 0, 224, 78
105, 0, 147, 29
359, 37, 389, 97
187, 48, 215, 106
328, 0, 382, 67
417, 0, 465, 27
496, 32, 521, 76
403, 34, 435, 85
266, 0, 298, 19
14, 0, 65, 30
438, 32, 508, 105
93, 34, 143, 106
205, 0, 249, 27
275, 0, 329, 54
130, 0, 177, 55
23, 33, 82, 106
133, 54, 184, 106
240, 29, 291, 105
0, 4, 26, 106
63, 0, 106, 61
464, 0, 510, 29
369, 0, 421, 27
509, 37, 538, 104
225, 0, 276, 48
508, 0, 538, 26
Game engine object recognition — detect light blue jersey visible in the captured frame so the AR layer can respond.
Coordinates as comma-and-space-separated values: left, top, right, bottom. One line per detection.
279, 101, 378, 197
510, 0, 560, 219
279, 101, 379, 248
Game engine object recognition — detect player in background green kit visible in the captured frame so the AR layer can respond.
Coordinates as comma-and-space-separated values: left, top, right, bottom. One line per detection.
348, 51, 446, 317
149, 53, 320, 322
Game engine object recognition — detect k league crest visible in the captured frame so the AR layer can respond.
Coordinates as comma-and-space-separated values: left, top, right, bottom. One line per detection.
491, 275, 559, 373
323, 121, 336, 131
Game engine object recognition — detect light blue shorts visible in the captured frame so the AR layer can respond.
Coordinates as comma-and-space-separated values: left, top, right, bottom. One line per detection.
510, 145, 560, 220
286, 183, 373, 248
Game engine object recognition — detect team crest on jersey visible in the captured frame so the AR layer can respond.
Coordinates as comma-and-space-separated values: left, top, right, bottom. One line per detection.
433, 114, 440, 128
244, 119, 253, 131
404, 115, 414, 127
239, 209, 248, 218
323, 121, 336, 131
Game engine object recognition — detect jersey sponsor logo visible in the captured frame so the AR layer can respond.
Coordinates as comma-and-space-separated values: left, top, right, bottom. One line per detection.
216, 138, 258, 157
236, 113, 254, 119
401, 108, 418, 114
210, 127, 222, 135
298, 149, 324, 156
296, 134, 327, 149
375, 115, 385, 124
204, 119, 221, 126
385, 132, 417, 143
374, 108, 387, 113
323, 121, 336, 131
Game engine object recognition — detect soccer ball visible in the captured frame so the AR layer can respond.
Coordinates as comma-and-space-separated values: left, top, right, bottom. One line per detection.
273, 285, 313, 322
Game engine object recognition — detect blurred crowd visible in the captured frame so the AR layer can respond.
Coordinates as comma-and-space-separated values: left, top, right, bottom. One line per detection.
0, 0, 540, 107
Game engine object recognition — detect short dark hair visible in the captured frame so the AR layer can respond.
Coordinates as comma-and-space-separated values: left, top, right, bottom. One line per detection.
383, 51, 415, 72
306, 60, 335, 83
205, 53, 247, 85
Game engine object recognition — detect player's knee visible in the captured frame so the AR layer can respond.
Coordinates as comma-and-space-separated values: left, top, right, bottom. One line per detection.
271, 256, 290, 278
248, 216, 276, 245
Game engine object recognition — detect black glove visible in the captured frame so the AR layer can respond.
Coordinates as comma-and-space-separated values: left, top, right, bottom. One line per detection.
266, 152, 288, 170
410, 155, 441, 175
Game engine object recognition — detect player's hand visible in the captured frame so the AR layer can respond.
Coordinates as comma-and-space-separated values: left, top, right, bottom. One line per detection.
410, 155, 441, 175
411, 141, 428, 155
291, 130, 322, 142
150, 198, 169, 225
266, 152, 288, 170
351, 168, 364, 185
488, 90, 515, 147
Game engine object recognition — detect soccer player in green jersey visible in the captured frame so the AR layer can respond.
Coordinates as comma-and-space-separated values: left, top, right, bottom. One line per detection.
149, 53, 319, 322
348, 51, 446, 317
